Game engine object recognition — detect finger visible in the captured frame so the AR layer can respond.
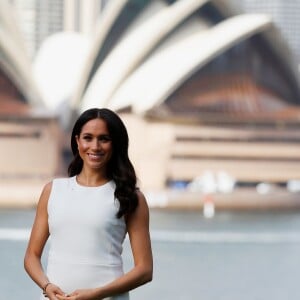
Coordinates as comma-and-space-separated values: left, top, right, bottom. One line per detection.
56, 295, 69, 300
55, 288, 66, 296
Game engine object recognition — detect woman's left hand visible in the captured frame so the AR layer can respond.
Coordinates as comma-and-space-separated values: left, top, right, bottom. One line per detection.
56, 289, 100, 300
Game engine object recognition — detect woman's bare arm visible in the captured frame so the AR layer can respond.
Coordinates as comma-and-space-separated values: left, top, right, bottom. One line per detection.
24, 182, 65, 298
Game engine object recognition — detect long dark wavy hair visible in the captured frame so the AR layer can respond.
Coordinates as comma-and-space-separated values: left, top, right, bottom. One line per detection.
68, 108, 138, 218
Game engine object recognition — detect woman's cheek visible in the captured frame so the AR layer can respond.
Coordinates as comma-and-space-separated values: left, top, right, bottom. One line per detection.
78, 143, 89, 157
80, 142, 89, 151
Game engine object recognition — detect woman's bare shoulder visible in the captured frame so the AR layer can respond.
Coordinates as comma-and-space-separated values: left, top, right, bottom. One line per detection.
42, 176, 70, 194
37, 181, 53, 207
43, 181, 53, 192
135, 189, 148, 206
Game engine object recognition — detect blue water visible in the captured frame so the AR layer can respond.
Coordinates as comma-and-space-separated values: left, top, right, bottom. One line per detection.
1, 209, 300, 300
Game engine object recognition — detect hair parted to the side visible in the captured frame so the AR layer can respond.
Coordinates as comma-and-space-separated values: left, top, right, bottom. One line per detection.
68, 108, 138, 218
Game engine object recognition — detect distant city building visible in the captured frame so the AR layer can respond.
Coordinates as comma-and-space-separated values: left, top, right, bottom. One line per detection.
64, 0, 102, 34
35, 0, 64, 53
9, 0, 106, 57
230, 0, 300, 66
8, 0, 36, 57
9, 0, 64, 57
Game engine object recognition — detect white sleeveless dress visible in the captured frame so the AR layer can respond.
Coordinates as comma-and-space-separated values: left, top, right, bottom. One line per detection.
41, 176, 129, 300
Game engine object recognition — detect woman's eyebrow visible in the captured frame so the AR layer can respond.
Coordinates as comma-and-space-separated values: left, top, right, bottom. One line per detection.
81, 132, 110, 136
98, 134, 111, 139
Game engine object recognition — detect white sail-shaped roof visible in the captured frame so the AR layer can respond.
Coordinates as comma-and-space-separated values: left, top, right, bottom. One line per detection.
106, 14, 273, 114
80, 0, 210, 112
70, 0, 129, 110
33, 32, 90, 111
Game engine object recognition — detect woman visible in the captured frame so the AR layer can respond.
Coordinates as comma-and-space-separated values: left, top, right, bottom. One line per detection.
24, 108, 153, 300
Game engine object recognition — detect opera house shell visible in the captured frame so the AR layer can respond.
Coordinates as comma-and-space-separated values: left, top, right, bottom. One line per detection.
70, 0, 300, 191
1, 0, 300, 203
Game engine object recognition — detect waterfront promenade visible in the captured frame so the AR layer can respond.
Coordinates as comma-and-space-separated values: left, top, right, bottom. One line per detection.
1, 208, 300, 300
1, 179, 300, 211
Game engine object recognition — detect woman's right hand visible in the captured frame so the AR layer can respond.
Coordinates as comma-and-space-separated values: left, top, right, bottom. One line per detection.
44, 283, 66, 300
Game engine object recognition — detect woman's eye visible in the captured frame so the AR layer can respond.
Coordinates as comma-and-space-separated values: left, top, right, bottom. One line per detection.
99, 136, 111, 142
83, 136, 92, 141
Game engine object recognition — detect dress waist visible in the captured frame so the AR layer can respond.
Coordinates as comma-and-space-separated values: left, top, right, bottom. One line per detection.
46, 257, 125, 294
48, 251, 123, 267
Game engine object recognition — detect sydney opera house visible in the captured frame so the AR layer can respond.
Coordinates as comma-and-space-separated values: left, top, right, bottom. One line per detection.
1, 0, 300, 204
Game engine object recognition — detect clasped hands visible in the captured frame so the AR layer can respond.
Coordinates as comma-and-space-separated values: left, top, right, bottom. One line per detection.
44, 283, 100, 300
57, 289, 99, 300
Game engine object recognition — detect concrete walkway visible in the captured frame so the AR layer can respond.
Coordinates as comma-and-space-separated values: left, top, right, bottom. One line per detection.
1, 180, 300, 211
145, 187, 300, 211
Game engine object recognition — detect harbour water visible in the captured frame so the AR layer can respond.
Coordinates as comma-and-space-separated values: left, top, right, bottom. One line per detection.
1, 208, 300, 300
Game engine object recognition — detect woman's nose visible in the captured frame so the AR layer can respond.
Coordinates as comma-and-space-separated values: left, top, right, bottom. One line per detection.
91, 139, 101, 149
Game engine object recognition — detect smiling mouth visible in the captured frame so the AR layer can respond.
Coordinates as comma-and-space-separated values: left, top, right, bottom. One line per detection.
88, 153, 103, 160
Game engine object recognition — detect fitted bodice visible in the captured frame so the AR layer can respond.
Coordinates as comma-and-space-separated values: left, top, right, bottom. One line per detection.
47, 176, 126, 265
44, 176, 129, 299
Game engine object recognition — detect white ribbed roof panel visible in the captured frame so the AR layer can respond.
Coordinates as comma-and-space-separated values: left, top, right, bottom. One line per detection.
107, 14, 272, 114
70, 0, 129, 109
80, 0, 210, 113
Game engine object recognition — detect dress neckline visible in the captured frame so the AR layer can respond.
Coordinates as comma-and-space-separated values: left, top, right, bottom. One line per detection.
71, 176, 113, 190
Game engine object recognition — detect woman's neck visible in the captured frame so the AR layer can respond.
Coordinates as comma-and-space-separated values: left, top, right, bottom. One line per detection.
76, 168, 109, 187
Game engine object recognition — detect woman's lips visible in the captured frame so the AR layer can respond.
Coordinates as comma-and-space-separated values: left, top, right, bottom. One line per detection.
88, 153, 103, 160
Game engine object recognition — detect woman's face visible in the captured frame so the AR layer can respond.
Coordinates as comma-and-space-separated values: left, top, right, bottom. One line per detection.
76, 118, 113, 172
